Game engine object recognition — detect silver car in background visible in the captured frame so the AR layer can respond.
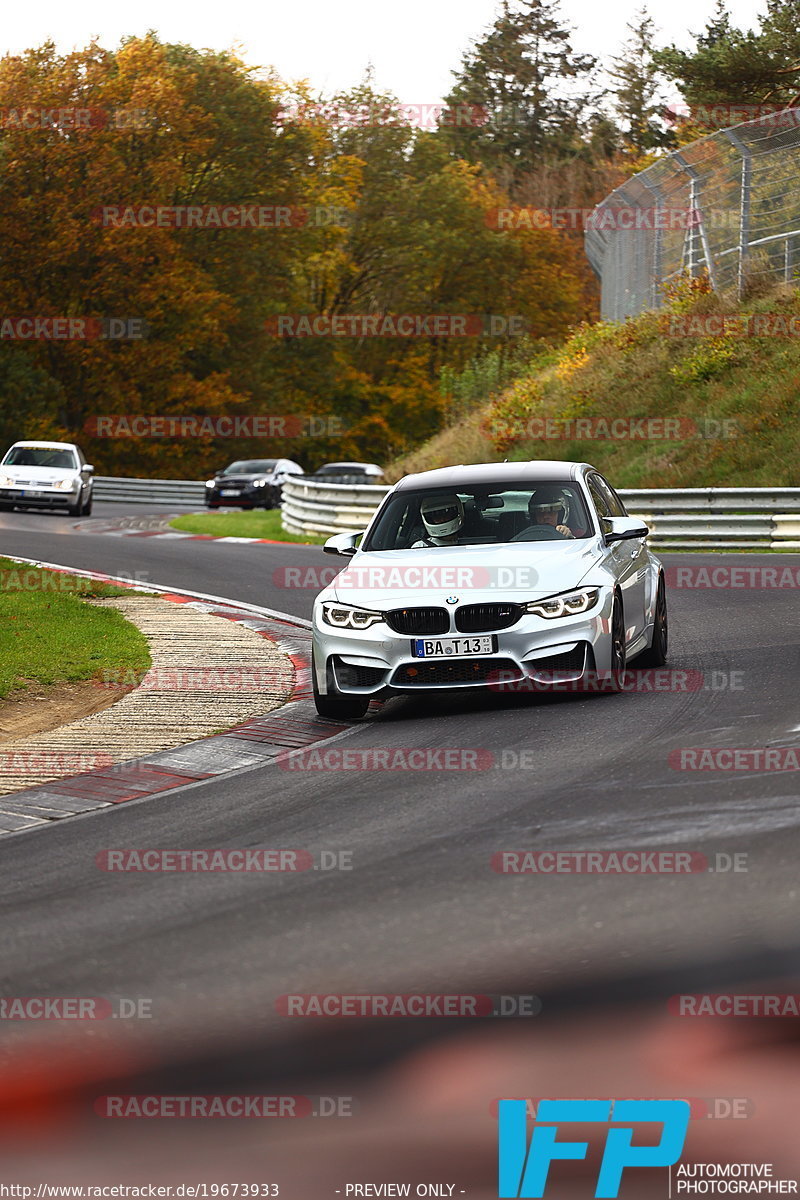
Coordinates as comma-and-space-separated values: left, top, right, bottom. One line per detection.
312, 461, 668, 719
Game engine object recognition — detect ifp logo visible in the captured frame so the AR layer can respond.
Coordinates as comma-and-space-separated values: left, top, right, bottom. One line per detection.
498, 1098, 690, 1197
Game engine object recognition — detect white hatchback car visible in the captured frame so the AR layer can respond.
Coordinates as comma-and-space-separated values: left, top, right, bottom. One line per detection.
312, 461, 667, 719
0, 441, 95, 516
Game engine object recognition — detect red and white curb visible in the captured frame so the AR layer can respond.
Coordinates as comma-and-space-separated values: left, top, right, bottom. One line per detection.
0, 558, 360, 838
73, 515, 291, 545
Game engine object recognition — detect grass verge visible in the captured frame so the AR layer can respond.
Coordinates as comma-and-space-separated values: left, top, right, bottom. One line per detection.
0, 559, 151, 700
388, 279, 800, 487
170, 509, 328, 544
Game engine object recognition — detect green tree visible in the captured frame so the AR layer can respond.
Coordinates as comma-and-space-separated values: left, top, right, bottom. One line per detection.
440, 0, 597, 188
608, 9, 674, 154
654, 0, 800, 112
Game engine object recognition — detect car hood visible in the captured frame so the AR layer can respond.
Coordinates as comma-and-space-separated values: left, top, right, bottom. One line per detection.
216, 473, 269, 483
325, 540, 601, 607
0, 465, 78, 483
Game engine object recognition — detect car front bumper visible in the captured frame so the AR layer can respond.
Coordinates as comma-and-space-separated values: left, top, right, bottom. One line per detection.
206, 486, 272, 507
0, 486, 81, 508
312, 590, 617, 697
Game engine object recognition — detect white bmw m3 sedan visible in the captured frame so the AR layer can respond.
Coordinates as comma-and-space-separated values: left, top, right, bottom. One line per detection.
312, 461, 667, 719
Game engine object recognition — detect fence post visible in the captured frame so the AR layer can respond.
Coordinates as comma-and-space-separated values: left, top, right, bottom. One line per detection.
674, 153, 718, 291
641, 179, 665, 308
723, 128, 751, 299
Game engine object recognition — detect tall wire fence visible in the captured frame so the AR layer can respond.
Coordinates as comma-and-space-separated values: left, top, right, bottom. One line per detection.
585, 110, 800, 320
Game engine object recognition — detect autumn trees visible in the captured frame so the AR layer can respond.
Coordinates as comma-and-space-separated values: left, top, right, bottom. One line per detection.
0, 36, 590, 474
5, 1, 800, 475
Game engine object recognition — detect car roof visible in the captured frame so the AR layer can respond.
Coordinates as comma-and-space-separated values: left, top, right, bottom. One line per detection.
393, 460, 596, 492
8, 440, 80, 451
317, 461, 383, 472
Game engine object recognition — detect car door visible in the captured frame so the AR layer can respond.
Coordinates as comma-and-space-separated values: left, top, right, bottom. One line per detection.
586, 473, 648, 643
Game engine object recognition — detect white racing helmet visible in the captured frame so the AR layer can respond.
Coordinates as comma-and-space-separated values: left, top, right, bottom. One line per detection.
420, 494, 464, 541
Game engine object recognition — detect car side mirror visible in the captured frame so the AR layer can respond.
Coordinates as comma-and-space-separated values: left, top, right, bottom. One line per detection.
323, 532, 361, 557
604, 516, 649, 543
83, 464, 94, 473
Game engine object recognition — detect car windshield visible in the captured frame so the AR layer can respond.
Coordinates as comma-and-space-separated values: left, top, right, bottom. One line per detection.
3, 446, 77, 469
221, 460, 276, 475
363, 482, 594, 550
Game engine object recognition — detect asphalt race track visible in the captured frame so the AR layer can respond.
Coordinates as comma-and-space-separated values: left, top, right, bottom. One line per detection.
1, 501, 799, 1038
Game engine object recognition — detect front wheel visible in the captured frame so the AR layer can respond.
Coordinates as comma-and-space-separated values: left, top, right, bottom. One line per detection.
81, 492, 93, 516
597, 594, 627, 693
637, 575, 668, 666
312, 651, 369, 720
66, 496, 83, 516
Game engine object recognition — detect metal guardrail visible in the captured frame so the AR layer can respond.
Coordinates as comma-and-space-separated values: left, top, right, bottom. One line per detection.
94, 476, 206, 505
282, 475, 390, 536
621, 488, 800, 549
282, 477, 800, 550
585, 109, 800, 319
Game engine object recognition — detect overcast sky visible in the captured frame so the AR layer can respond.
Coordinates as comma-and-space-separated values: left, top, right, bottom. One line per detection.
2, 0, 764, 103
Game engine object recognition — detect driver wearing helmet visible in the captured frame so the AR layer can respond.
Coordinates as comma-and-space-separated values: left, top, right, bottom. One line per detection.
527, 485, 574, 539
412, 494, 465, 547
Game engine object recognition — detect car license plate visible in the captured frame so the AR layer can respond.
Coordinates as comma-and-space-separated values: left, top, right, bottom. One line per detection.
21, 489, 45, 497
412, 635, 495, 658
220, 489, 240, 496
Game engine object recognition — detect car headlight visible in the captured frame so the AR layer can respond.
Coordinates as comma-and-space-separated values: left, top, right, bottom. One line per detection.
0, 475, 16, 486
321, 602, 383, 630
53, 478, 78, 490
523, 588, 600, 619
252, 479, 267, 487
205, 479, 217, 488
